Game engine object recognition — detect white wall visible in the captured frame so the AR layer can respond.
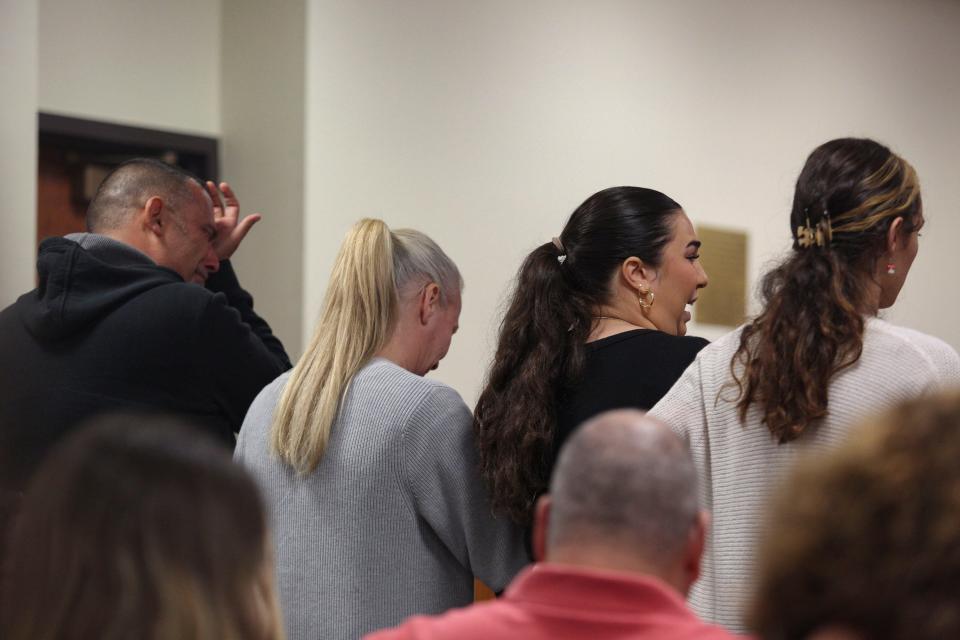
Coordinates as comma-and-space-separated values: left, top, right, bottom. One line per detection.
38, 0, 221, 134
221, 0, 306, 357
304, 0, 960, 403
0, 0, 38, 306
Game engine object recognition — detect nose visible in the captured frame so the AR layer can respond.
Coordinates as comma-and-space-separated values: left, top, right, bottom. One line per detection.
697, 261, 709, 289
205, 246, 221, 274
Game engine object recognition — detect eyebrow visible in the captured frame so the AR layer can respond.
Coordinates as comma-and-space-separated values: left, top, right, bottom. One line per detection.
687, 240, 702, 250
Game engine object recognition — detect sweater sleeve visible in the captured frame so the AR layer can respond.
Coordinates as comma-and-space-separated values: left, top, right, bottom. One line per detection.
400, 385, 529, 592
205, 259, 292, 370
919, 338, 960, 389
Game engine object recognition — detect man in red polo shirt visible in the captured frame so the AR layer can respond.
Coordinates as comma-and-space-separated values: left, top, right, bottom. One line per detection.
367, 409, 745, 640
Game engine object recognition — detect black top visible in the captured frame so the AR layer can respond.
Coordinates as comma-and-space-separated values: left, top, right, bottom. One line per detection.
553, 329, 709, 466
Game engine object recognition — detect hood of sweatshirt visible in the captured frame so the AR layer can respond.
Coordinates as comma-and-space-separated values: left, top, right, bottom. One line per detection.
18, 234, 184, 341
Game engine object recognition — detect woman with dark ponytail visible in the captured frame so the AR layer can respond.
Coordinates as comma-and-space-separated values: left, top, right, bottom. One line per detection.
474, 186, 710, 527
651, 138, 960, 633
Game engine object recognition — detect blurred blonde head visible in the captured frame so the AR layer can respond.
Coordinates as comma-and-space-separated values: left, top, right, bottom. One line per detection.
0, 415, 285, 640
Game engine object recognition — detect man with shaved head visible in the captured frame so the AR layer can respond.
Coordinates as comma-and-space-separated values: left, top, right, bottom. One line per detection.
0, 159, 290, 534
369, 409, 741, 639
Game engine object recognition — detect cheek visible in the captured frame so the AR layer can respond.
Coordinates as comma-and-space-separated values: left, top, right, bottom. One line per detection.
438, 325, 457, 360
658, 268, 687, 304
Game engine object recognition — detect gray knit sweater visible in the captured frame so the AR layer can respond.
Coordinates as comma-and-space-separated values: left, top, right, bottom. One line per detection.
650, 317, 960, 633
235, 358, 528, 640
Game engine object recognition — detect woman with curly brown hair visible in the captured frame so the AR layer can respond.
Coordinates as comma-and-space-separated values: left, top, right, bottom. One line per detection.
474, 186, 709, 528
651, 137, 960, 633
749, 391, 960, 640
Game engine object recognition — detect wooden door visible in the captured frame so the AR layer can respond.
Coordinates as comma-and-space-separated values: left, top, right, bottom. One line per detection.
37, 146, 89, 244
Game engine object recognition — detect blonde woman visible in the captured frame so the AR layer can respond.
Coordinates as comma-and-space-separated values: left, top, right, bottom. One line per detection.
1, 414, 284, 640
235, 219, 527, 640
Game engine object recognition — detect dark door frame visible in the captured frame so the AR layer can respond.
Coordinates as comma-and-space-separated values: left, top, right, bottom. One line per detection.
38, 112, 219, 180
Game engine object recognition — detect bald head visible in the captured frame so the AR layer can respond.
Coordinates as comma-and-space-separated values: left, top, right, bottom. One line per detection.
546, 410, 700, 570
86, 158, 206, 232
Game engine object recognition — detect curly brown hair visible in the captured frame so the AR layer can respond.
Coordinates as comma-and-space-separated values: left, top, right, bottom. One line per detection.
749, 390, 960, 640
732, 138, 921, 443
474, 186, 682, 525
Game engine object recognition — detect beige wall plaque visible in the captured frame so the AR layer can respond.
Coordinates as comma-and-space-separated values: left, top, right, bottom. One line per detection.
694, 226, 748, 327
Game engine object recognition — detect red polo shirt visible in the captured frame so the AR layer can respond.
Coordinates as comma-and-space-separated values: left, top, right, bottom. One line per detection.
366, 563, 747, 640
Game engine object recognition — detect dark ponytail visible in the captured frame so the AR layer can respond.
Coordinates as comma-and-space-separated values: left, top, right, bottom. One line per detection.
475, 186, 681, 524
733, 138, 922, 443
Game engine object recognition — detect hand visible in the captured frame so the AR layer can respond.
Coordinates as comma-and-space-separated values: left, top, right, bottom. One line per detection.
205, 181, 262, 261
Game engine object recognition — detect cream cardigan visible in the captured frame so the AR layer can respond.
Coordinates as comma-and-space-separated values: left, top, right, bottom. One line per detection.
650, 317, 960, 633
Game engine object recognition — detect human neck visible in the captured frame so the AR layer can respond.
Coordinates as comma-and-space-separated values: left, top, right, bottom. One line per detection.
376, 314, 426, 376
546, 546, 687, 595
860, 274, 883, 316
377, 342, 416, 373
99, 227, 154, 261
589, 302, 657, 341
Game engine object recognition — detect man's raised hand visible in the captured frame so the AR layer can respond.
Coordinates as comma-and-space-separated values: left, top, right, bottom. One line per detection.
206, 181, 262, 261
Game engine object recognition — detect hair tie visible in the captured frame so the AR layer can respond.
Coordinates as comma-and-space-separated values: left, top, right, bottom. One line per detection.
551, 237, 567, 264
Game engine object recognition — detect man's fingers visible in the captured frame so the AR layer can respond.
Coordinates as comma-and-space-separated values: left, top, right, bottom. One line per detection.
234, 214, 262, 242
205, 180, 225, 214
213, 214, 261, 260
219, 182, 240, 208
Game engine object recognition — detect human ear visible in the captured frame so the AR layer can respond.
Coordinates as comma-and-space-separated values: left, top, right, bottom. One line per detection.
532, 495, 552, 562
418, 283, 441, 325
887, 216, 905, 252
144, 196, 165, 236
620, 257, 652, 290
682, 510, 709, 593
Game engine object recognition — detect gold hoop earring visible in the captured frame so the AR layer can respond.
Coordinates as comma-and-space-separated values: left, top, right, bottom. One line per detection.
638, 285, 655, 310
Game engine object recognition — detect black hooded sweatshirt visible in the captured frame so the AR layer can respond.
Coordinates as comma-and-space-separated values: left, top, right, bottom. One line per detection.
0, 234, 291, 500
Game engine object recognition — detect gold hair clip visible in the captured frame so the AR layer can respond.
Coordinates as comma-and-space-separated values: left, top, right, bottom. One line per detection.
797, 216, 816, 248
796, 209, 833, 249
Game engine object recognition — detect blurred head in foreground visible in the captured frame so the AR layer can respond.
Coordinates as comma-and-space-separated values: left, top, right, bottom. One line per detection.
749, 391, 960, 640
534, 409, 707, 596
1, 414, 284, 640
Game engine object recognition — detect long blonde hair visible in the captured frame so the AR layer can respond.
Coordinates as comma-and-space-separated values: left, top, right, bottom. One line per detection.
272, 218, 461, 473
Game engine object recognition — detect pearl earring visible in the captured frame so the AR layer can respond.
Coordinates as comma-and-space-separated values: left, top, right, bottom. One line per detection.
886, 263, 896, 275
